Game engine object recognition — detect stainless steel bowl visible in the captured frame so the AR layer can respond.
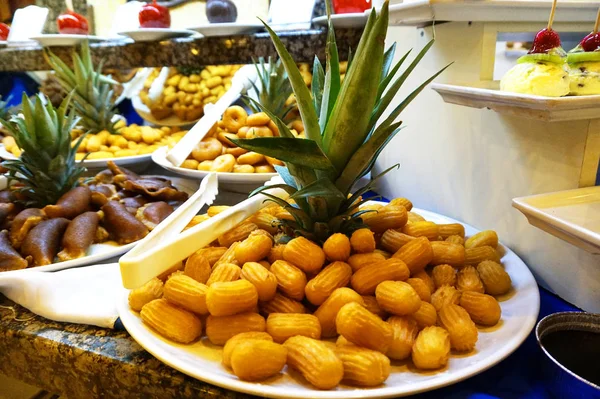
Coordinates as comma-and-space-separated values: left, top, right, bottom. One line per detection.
536, 312, 600, 398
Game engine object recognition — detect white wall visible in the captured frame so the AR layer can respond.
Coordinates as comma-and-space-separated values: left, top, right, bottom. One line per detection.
374, 23, 600, 312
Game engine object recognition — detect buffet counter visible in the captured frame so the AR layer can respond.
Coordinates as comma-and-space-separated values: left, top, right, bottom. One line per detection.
0, 29, 361, 72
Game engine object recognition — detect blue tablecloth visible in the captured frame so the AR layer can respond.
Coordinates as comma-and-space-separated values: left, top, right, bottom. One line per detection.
413, 287, 597, 399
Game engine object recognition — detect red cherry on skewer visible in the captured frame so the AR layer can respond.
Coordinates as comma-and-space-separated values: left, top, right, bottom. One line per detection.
0, 23, 10, 41
581, 32, 600, 52
57, 10, 89, 35
528, 28, 561, 54
139, 0, 171, 29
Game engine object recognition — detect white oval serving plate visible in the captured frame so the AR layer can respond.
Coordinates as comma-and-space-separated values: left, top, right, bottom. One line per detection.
117, 206, 540, 398
117, 28, 197, 42
313, 13, 369, 28
29, 34, 108, 46
0, 175, 198, 275
0, 144, 153, 172
151, 145, 277, 184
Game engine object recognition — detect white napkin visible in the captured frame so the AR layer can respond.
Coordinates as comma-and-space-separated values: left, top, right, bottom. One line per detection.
0, 263, 123, 329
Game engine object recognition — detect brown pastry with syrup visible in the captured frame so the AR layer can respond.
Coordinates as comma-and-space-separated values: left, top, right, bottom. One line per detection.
57, 211, 101, 261
136, 201, 174, 230
10, 208, 46, 249
101, 200, 149, 244
0, 231, 28, 271
21, 218, 70, 266
44, 186, 91, 219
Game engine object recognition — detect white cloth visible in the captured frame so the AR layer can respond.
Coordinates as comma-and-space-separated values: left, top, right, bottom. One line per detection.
0, 263, 122, 329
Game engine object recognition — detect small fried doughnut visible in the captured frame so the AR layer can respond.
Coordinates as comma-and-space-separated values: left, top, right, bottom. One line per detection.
222, 105, 248, 133
237, 126, 250, 138
198, 160, 214, 171
181, 159, 200, 170
265, 156, 284, 167
246, 112, 270, 127
210, 154, 236, 172
225, 147, 248, 157
255, 164, 276, 173
246, 126, 273, 139
290, 120, 305, 133
192, 138, 222, 162
217, 132, 238, 147
233, 164, 255, 173
267, 120, 279, 136
237, 152, 265, 165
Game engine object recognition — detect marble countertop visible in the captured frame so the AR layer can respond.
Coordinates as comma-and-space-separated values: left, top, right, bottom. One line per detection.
0, 293, 258, 398
0, 29, 362, 72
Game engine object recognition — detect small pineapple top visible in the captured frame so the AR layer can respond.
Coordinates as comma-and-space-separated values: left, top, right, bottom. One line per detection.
0, 93, 87, 207
45, 40, 120, 135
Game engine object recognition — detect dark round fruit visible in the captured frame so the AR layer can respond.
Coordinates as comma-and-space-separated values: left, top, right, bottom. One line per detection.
206, 0, 238, 23
528, 28, 561, 54
580, 32, 600, 53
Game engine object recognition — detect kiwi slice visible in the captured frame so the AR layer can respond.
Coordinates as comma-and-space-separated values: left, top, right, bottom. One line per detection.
567, 52, 600, 64
517, 53, 565, 65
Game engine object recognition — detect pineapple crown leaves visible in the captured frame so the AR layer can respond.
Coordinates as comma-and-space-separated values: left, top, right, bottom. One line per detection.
44, 40, 120, 135
232, 0, 450, 241
0, 92, 87, 207
0, 94, 13, 120
244, 57, 295, 121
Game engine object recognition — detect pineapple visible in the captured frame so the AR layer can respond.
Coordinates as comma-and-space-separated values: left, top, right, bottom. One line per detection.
0, 95, 12, 120
233, 1, 449, 242
246, 57, 294, 121
45, 41, 120, 134
0, 93, 86, 207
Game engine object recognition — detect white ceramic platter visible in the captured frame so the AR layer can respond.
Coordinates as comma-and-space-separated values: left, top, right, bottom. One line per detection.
513, 186, 600, 254
117, 207, 540, 398
131, 94, 198, 128
313, 13, 369, 29
117, 28, 197, 42
0, 144, 153, 172
187, 23, 263, 37
0, 41, 7, 48
431, 82, 600, 122
0, 176, 198, 276
29, 34, 107, 46
151, 146, 277, 184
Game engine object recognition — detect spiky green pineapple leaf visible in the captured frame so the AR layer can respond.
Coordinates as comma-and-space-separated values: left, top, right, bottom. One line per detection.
376, 46, 411, 100
321, 3, 388, 172
369, 39, 435, 132
0, 92, 86, 207
319, 16, 341, 133
311, 57, 325, 116
259, 18, 322, 146
232, 137, 336, 172
341, 163, 399, 212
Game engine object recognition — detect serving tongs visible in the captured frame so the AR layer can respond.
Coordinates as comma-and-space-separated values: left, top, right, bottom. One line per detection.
119, 175, 287, 289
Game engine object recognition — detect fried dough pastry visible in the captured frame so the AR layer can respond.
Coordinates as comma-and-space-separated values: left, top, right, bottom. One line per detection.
0, 203, 15, 226
102, 201, 148, 244
44, 186, 91, 219
0, 231, 28, 271
107, 161, 140, 181
121, 177, 188, 201
89, 184, 118, 207
93, 169, 115, 184
136, 201, 174, 230
57, 212, 101, 261
0, 190, 15, 203
21, 218, 70, 266
121, 196, 149, 214
10, 208, 46, 249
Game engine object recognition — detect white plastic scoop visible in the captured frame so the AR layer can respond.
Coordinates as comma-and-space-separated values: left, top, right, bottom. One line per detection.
165, 64, 258, 167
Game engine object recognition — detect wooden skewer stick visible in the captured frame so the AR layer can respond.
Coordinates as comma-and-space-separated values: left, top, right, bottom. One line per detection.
547, 0, 558, 30
65, 0, 74, 11
594, 7, 600, 33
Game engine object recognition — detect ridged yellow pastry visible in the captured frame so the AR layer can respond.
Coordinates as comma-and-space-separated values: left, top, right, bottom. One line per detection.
500, 62, 570, 97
